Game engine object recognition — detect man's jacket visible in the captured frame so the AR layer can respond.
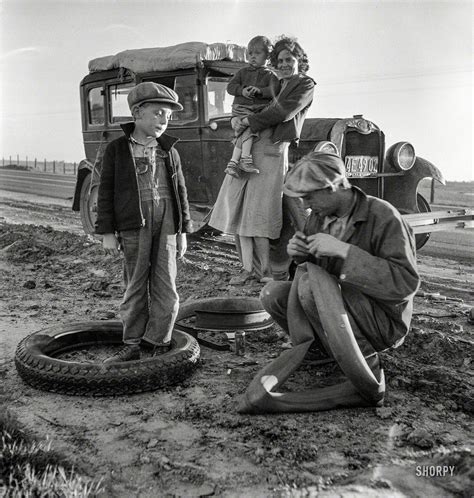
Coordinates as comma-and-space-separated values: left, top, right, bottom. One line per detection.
95, 122, 192, 235
247, 73, 315, 144
302, 187, 420, 349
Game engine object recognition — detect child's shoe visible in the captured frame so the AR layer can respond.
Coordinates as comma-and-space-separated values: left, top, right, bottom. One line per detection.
239, 156, 259, 174
224, 160, 241, 178
103, 344, 140, 364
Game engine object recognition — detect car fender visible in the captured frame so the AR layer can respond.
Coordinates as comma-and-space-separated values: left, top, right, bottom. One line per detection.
383, 156, 445, 213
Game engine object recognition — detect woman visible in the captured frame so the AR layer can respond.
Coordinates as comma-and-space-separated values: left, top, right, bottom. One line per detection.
209, 36, 315, 284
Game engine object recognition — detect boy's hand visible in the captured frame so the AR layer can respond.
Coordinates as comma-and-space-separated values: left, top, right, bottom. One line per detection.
102, 233, 120, 256
247, 86, 261, 96
242, 87, 254, 98
177, 233, 187, 259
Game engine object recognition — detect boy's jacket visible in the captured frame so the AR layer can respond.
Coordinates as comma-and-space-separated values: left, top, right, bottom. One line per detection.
95, 122, 192, 234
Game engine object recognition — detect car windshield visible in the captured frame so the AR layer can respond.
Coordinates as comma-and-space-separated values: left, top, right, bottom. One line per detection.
207, 77, 233, 119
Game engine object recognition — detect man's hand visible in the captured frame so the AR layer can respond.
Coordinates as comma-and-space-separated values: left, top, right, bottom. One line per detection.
177, 233, 187, 259
306, 233, 350, 259
287, 231, 309, 258
102, 233, 120, 256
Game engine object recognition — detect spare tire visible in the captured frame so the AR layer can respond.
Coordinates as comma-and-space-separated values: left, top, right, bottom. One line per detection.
14, 321, 200, 396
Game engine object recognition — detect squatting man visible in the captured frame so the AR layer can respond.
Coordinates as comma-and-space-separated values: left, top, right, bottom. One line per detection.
237, 151, 421, 413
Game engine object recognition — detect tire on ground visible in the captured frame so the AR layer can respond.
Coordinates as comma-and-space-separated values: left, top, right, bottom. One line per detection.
14, 321, 200, 396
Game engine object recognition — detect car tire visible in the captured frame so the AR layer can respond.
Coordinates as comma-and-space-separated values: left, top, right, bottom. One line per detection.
414, 193, 432, 250
14, 321, 200, 396
79, 173, 98, 235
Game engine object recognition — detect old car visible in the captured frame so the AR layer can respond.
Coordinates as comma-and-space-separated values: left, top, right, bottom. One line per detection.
73, 42, 466, 254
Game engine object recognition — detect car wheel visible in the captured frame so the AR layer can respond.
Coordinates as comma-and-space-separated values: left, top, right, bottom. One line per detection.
14, 321, 200, 396
414, 193, 432, 250
79, 173, 98, 235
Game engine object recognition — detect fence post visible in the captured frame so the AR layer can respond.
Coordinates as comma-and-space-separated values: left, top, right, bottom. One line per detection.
44, 159, 46, 172
53, 160, 56, 173
2, 157, 4, 167
10, 156, 12, 165
17, 154, 19, 166
34, 158, 37, 169
26, 156, 28, 168
73, 162, 77, 175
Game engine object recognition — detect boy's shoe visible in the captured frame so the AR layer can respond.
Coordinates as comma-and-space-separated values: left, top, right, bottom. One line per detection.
103, 344, 140, 364
224, 160, 241, 178
152, 343, 172, 356
239, 156, 259, 174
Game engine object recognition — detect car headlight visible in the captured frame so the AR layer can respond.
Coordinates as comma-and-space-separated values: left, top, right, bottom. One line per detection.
313, 141, 339, 156
388, 142, 416, 171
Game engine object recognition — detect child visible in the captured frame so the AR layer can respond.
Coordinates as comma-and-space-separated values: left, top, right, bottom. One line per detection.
224, 35, 280, 178
95, 82, 193, 363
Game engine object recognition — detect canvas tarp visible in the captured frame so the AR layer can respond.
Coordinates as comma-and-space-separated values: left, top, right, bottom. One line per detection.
88, 41, 247, 74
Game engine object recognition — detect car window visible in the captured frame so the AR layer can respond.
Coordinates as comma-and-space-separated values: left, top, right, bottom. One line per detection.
207, 77, 233, 118
171, 75, 198, 124
108, 83, 133, 123
87, 86, 105, 125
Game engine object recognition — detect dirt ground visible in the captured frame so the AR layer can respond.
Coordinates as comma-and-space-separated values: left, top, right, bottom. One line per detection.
0, 195, 473, 497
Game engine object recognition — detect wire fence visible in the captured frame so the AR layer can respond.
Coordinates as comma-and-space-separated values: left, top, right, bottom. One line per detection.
1, 155, 77, 175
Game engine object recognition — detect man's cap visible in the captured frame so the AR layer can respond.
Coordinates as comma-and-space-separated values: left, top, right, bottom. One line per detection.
283, 151, 351, 198
127, 82, 183, 112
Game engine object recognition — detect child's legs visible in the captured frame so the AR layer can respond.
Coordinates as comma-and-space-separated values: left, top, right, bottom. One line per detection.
143, 198, 179, 345
240, 128, 254, 158
119, 211, 153, 344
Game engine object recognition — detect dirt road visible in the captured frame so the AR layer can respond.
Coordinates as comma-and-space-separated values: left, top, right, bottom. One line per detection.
0, 193, 472, 497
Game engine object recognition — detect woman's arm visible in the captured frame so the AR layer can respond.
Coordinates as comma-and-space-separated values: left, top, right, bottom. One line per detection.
247, 76, 315, 133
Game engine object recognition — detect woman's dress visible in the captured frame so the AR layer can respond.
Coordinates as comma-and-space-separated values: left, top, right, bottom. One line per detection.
209, 128, 289, 239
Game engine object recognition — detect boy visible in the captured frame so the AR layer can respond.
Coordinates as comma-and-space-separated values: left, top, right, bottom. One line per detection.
224, 35, 280, 178
96, 82, 192, 363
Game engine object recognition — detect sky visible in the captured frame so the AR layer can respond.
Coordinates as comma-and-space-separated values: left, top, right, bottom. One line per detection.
0, 0, 472, 181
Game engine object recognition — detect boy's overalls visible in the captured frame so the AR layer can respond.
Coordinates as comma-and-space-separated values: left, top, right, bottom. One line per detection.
119, 136, 178, 347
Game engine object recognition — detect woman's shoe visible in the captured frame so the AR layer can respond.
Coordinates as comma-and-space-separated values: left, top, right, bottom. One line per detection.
224, 160, 241, 178
259, 274, 274, 284
239, 156, 259, 174
229, 269, 253, 285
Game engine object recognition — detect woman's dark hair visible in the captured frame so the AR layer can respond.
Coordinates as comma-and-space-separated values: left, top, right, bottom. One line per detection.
270, 35, 309, 73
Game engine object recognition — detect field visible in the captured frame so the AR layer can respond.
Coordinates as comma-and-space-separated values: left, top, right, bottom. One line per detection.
418, 179, 473, 208
0, 188, 473, 497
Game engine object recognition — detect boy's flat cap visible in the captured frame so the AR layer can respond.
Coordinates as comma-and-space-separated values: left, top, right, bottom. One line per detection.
283, 151, 351, 197
128, 82, 183, 111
